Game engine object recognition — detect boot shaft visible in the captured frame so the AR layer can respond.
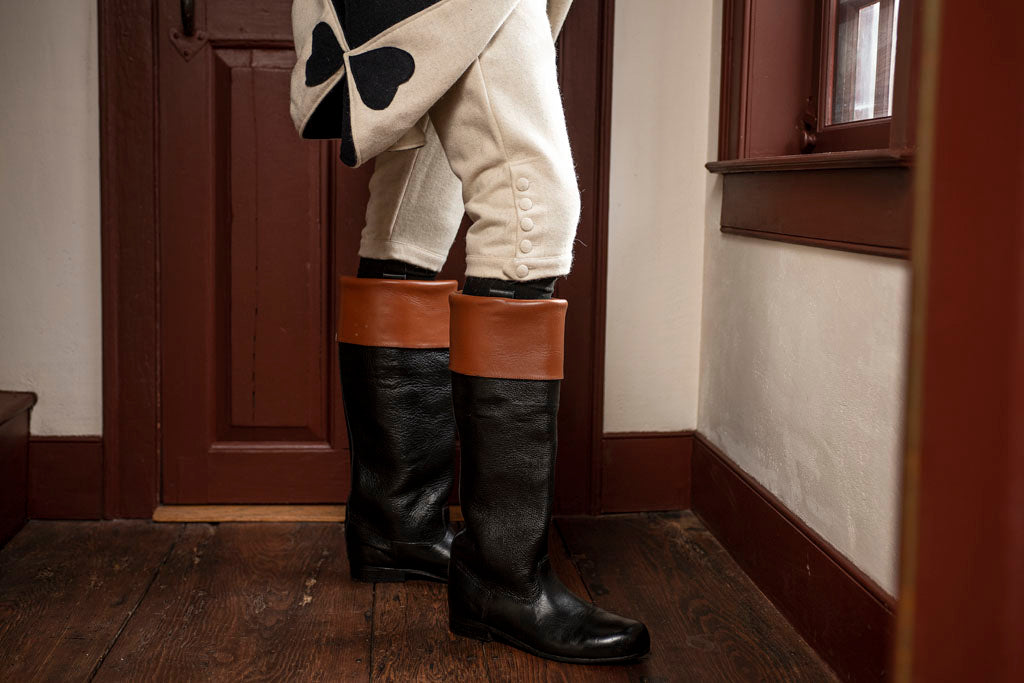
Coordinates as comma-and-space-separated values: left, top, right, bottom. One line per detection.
338, 277, 458, 545
340, 343, 455, 543
447, 292, 567, 593
451, 372, 560, 590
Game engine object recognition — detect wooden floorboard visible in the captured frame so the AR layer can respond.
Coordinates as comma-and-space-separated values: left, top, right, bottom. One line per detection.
557, 512, 839, 682
371, 576, 487, 681
0, 515, 838, 682
0, 520, 181, 682
93, 523, 373, 682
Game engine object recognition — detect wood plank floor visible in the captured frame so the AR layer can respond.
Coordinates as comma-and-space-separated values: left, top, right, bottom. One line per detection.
0, 513, 836, 682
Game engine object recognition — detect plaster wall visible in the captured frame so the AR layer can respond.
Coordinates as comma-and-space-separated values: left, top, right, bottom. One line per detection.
604, 0, 713, 432
0, 0, 102, 436
695, 0, 910, 597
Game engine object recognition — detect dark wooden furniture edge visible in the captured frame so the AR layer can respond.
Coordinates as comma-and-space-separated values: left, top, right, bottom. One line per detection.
0, 392, 37, 545
601, 431, 692, 513
29, 437, 105, 519
0, 392, 38, 425
706, 148, 913, 173
692, 432, 895, 683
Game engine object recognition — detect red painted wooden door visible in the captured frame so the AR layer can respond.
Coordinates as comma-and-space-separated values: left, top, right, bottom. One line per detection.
155, 0, 608, 509
159, 0, 367, 503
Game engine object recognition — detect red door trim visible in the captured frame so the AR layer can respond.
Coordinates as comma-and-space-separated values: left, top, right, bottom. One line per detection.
895, 0, 1024, 678
557, 0, 616, 514
99, 0, 161, 518
99, 0, 616, 517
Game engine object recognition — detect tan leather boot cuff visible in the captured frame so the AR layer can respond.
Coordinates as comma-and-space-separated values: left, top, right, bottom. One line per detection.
448, 293, 567, 380
337, 277, 458, 348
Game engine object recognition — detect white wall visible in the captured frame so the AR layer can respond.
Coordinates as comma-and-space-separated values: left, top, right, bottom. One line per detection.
697, 234, 911, 594
0, 0, 102, 435
694, 2, 909, 596
604, 0, 712, 432
605, 0, 908, 595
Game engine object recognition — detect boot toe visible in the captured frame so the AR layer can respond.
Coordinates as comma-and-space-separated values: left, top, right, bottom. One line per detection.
619, 620, 651, 659
583, 608, 650, 661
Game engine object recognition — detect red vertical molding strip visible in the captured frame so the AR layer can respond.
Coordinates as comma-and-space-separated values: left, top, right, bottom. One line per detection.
554, 0, 615, 514
99, 0, 161, 517
588, 0, 615, 514
897, 0, 1024, 680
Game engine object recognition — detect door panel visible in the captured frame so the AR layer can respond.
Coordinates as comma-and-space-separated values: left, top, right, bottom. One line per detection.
220, 49, 322, 435
159, 0, 367, 503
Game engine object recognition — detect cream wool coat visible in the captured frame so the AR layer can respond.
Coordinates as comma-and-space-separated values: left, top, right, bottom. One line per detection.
290, 0, 573, 167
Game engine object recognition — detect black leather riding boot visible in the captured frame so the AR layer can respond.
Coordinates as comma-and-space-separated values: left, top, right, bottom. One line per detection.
446, 293, 651, 664
337, 276, 457, 583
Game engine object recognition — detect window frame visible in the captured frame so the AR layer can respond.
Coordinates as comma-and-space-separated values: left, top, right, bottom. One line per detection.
708, 0, 919, 258
810, 0, 898, 153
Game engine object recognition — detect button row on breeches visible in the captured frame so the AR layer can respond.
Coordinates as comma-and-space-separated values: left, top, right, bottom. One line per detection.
515, 177, 533, 278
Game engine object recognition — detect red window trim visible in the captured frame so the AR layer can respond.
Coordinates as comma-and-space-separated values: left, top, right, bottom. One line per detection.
710, 0, 919, 258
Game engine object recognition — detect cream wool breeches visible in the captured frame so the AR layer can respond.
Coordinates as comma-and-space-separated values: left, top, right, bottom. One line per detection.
291, 0, 579, 281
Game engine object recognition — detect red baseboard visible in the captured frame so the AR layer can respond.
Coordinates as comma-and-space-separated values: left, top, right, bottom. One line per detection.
29, 437, 104, 519
22, 432, 695, 520
600, 432, 692, 513
691, 433, 895, 683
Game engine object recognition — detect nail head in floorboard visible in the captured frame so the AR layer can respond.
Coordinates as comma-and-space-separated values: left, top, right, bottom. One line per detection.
91, 523, 373, 682
0, 520, 181, 681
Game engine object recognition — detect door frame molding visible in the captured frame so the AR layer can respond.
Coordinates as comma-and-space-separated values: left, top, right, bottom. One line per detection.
99, 0, 161, 518
98, 0, 616, 517
894, 0, 1024, 677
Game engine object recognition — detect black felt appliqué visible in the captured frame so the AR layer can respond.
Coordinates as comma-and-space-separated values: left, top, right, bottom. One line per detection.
332, 0, 442, 49
350, 47, 416, 111
302, 78, 358, 167
339, 133, 357, 167
305, 22, 345, 87
329, 0, 347, 34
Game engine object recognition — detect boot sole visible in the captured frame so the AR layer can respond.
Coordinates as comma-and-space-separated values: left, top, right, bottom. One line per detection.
350, 564, 447, 584
450, 617, 650, 665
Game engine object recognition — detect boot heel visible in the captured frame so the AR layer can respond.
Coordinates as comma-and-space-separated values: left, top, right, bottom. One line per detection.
350, 565, 408, 583
450, 618, 494, 642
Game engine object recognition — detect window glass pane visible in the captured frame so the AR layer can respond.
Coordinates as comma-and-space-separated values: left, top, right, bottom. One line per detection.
831, 0, 899, 124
